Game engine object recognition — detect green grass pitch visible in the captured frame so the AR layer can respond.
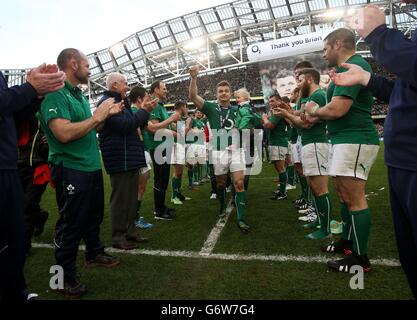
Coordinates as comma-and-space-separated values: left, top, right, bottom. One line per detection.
25, 144, 414, 299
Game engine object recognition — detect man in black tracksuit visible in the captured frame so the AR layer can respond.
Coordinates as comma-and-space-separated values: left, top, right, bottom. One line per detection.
0, 65, 65, 300
98, 73, 155, 250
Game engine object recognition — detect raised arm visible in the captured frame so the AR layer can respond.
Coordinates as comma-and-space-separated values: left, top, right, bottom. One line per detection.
189, 66, 204, 110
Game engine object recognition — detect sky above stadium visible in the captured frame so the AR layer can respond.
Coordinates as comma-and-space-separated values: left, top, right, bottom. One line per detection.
0, 0, 231, 69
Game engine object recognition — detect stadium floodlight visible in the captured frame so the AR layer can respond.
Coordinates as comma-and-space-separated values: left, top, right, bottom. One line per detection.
183, 38, 206, 50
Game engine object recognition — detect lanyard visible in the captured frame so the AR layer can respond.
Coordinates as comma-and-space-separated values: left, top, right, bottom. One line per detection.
217, 104, 231, 129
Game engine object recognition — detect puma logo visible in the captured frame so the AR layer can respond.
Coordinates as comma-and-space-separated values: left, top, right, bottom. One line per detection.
49, 108, 58, 114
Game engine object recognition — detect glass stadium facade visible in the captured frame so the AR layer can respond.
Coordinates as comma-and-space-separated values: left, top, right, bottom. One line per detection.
1, 0, 415, 101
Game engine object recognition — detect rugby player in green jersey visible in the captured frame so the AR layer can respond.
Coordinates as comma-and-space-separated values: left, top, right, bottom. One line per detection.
189, 66, 250, 232
305, 28, 380, 272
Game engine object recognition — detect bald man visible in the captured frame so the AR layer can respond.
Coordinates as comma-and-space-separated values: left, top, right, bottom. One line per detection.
40, 48, 123, 298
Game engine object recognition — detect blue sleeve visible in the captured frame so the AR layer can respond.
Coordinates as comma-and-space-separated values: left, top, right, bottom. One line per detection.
365, 24, 417, 87
366, 74, 395, 103
104, 108, 149, 135
13, 99, 42, 122
0, 73, 39, 116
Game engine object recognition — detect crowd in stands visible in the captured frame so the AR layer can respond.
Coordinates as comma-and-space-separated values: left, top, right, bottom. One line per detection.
166, 64, 262, 103
375, 122, 384, 137
165, 57, 394, 117
372, 100, 389, 115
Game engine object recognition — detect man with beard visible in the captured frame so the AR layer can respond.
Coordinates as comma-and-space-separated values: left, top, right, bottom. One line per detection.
189, 66, 250, 232
304, 29, 380, 272
291, 62, 316, 218
275, 68, 331, 239
328, 2, 417, 298
40, 48, 123, 298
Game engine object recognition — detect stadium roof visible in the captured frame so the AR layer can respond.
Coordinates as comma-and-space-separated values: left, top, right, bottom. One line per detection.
2, 0, 416, 98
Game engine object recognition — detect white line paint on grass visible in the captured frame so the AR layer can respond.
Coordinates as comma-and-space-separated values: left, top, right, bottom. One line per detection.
199, 199, 233, 255
32, 243, 401, 267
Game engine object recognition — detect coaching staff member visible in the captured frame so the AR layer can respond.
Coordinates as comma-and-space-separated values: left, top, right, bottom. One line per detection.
0, 64, 65, 300
332, 3, 417, 298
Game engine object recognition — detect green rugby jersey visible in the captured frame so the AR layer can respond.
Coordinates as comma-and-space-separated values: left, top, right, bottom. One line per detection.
202, 101, 238, 151
268, 115, 289, 148
326, 55, 379, 145
147, 102, 171, 150
300, 88, 328, 146
40, 81, 101, 172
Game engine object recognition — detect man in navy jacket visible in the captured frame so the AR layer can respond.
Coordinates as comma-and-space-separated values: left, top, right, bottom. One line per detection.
331, 2, 417, 298
0, 65, 65, 300
98, 73, 157, 250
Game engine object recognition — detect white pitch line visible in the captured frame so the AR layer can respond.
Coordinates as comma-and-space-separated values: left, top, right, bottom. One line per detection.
31, 243, 401, 267
199, 199, 233, 256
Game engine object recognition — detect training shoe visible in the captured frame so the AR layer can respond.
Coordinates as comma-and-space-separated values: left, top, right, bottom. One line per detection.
126, 235, 149, 243
305, 229, 331, 240
178, 193, 191, 201
33, 210, 49, 237
171, 197, 183, 205
321, 239, 353, 255
86, 252, 120, 268
210, 193, 217, 200
298, 211, 317, 222
298, 204, 313, 214
112, 241, 138, 251
238, 221, 250, 233
26, 293, 39, 300
193, 181, 200, 186
294, 197, 306, 208
226, 186, 232, 193
57, 277, 88, 299
327, 252, 371, 273
135, 217, 154, 229
271, 192, 287, 200
154, 208, 175, 220
286, 184, 296, 191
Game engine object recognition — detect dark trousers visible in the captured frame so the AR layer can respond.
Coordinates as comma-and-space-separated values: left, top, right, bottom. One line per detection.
110, 170, 139, 245
388, 166, 417, 299
150, 149, 171, 213
51, 164, 105, 281
209, 165, 217, 194
19, 166, 48, 254
0, 170, 27, 300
